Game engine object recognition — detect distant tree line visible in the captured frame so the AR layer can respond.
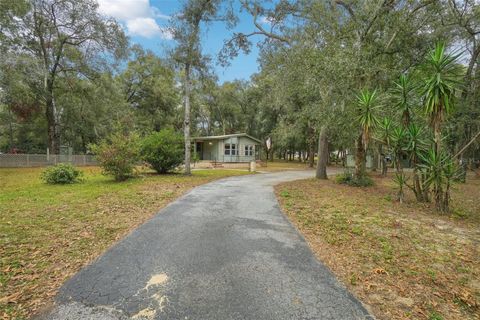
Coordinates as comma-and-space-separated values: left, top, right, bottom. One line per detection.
1, 0, 479, 187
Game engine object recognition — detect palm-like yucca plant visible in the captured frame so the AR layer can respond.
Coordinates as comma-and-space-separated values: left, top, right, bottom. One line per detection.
393, 171, 408, 203
357, 89, 381, 149
392, 74, 416, 127
406, 124, 429, 201
419, 150, 457, 212
419, 149, 445, 211
378, 117, 393, 147
355, 89, 380, 178
422, 42, 463, 152
406, 124, 428, 159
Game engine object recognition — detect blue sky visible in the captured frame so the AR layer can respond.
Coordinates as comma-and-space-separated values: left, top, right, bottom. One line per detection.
98, 0, 264, 83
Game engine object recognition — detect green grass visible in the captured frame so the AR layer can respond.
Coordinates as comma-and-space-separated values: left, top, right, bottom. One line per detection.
0, 166, 251, 319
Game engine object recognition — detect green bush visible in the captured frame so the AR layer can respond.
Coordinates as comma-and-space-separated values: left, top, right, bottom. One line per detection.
90, 131, 140, 181
335, 172, 374, 187
140, 129, 184, 174
41, 163, 83, 184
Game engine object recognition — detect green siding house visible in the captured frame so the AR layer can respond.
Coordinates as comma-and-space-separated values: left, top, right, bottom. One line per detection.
192, 133, 262, 163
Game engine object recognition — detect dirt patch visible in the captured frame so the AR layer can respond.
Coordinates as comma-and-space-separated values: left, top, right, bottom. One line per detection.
257, 160, 315, 172
275, 173, 480, 320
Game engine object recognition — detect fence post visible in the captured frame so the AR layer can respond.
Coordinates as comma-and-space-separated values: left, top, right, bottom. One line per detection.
26, 154, 30, 166
83, 155, 86, 166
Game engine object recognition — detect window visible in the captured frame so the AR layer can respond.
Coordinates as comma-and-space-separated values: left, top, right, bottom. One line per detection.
225, 143, 237, 156
245, 145, 254, 156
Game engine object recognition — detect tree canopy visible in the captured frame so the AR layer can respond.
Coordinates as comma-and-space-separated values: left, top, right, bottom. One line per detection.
0, 0, 478, 181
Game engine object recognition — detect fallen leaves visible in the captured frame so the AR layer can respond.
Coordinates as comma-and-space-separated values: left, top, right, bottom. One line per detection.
276, 174, 480, 320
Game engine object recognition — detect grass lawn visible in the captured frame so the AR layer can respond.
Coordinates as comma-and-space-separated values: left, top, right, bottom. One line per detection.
0, 167, 251, 319
276, 173, 479, 320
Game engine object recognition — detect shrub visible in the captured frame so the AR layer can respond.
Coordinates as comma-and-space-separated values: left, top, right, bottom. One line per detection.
335, 172, 374, 187
192, 151, 200, 167
90, 131, 140, 181
140, 129, 184, 174
41, 163, 83, 184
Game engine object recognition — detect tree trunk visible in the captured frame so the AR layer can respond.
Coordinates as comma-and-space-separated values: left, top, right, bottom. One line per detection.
434, 121, 442, 155
45, 80, 60, 154
184, 63, 191, 175
378, 144, 387, 177
443, 182, 451, 212
395, 154, 402, 174
412, 155, 424, 202
355, 134, 366, 178
372, 143, 378, 172
462, 43, 480, 101
316, 126, 328, 179
434, 184, 444, 212
7, 108, 14, 151
308, 142, 315, 168
381, 155, 387, 176
421, 173, 430, 202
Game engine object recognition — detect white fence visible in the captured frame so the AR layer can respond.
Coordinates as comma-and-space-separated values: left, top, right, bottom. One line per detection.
0, 153, 97, 167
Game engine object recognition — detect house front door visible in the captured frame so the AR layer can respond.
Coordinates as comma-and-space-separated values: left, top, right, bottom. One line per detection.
195, 142, 203, 160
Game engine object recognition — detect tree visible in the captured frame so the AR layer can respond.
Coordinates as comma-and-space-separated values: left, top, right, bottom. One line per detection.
120, 46, 179, 133
141, 129, 184, 174
172, 0, 227, 175
405, 123, 429, 202
355, 89, 380, 178
392, 74, 416, 128
377, 117, 394, 176
57, 73, 130, 153
1, 0, 127, 153
422, 42, 463, 154
316, 126, 328, 179
90, 131, 140, 182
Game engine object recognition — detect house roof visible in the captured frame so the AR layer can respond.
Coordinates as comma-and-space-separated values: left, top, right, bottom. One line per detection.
193, 133, 262, 144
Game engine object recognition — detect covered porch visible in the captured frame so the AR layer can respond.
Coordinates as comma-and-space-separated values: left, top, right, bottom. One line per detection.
192, 133, 261, 163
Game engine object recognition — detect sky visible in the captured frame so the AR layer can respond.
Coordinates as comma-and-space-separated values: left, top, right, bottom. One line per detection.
97, 0, 265, 83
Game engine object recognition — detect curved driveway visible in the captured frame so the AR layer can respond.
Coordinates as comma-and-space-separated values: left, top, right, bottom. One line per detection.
41, 170, 371, 320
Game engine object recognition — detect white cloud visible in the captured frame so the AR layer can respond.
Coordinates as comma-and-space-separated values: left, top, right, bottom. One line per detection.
127, 18, 173, 39
97, 0, 171, 39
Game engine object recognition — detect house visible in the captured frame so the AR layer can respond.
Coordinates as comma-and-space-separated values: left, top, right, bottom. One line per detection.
192, 133, 262, 163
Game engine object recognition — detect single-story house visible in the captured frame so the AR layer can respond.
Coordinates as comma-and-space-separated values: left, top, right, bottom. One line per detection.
192, 133, 262, 163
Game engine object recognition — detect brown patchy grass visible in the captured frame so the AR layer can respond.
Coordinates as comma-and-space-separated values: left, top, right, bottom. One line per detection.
258, 160, 316, 172
275, 173, 480, 320
0, 167, 251, 320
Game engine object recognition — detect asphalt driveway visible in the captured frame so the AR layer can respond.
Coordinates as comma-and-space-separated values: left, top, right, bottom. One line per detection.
39, 170, 372, 320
